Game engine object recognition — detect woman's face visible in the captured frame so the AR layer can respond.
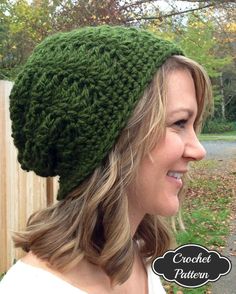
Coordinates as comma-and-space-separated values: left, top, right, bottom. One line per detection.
127, 69, 206, 221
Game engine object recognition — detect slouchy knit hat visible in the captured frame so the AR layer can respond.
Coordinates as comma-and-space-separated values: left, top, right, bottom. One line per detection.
10, 25, 183, 200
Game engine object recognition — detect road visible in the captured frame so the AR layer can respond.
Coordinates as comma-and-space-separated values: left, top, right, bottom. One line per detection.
201, 141, 236, 160
201, 141, 236, 294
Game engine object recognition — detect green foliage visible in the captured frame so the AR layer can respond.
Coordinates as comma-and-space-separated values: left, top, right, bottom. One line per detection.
0, 272, 6, 281
202, 119, 236, 134
147, 12, 234, 123
0, 0, 127, 79
0, 0, 57, 79
179, 17, 231, 78
1, 1, 235, 119
147, 13, 232, 79
211, 84, 223, 119
168, 283, 210, 294
223, 64, 236, 121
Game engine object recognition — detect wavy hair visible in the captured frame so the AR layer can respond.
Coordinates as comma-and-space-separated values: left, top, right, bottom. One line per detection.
13, 55, 212, 285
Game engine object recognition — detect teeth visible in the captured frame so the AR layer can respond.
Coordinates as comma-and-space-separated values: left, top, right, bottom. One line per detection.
167, 171, 183, 179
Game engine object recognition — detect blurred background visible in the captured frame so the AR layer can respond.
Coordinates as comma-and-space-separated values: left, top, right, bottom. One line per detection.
0, 0, 235, 130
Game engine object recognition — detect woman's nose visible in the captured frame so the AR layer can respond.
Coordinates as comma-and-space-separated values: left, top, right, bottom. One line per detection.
183, 132, 206, 161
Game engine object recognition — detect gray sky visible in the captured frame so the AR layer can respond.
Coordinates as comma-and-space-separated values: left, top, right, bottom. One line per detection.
155, 1, 198, 12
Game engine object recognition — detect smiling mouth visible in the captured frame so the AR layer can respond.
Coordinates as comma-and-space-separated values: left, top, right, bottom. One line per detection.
166, 171, 185, 188
167, 171, 184, 180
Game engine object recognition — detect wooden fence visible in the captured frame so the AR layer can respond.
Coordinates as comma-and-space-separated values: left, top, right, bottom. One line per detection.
0, 80, 59, 273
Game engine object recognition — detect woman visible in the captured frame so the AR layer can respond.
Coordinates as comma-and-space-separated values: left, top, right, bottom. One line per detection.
0, 25, 212, 293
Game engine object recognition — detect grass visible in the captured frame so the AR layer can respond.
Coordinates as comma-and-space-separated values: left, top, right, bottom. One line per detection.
163, 159, 236, 294
199, 130, 236, 142
0, 273, 5, 281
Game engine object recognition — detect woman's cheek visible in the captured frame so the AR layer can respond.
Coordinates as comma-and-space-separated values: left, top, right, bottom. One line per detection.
165, 130, 185, 155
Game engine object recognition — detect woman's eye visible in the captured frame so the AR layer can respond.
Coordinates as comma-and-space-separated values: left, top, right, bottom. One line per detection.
174, 119, 188, 129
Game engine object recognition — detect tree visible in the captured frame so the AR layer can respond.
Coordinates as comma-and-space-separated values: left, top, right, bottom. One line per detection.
1, 1, 235, 87
0, 0, 127, 79
146, 11, 233, 120
0, 0, 56, 79
223, 64, 236, 121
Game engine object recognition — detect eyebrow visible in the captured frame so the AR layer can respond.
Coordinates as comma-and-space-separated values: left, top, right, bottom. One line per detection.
169, 108, 195, 118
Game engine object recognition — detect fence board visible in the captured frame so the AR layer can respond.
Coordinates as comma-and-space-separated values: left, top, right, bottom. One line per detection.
0, 80, 58, 273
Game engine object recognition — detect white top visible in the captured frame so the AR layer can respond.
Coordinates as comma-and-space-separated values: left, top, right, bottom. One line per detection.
0, 260, 166, 293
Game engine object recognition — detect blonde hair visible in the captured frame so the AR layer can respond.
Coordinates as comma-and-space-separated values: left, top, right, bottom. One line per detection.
13, 55, 212, 285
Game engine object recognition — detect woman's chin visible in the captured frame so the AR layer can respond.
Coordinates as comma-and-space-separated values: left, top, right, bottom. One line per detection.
152, 200, 180, 217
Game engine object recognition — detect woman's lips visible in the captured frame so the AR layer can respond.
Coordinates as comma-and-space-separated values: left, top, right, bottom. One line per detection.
166, 174, 183, 188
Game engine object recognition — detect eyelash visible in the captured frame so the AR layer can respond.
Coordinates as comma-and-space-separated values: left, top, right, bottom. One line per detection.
174, 119, 188, 129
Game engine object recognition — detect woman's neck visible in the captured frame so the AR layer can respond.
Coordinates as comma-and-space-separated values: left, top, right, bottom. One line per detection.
21, 247, 148, 294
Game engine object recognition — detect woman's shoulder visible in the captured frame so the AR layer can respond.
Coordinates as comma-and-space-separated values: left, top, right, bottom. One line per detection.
0, 259, 166, 294
0, 260, 87, 294
147, 265, 166, 294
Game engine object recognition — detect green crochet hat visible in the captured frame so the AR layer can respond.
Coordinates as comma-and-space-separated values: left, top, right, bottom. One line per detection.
10, 25, 183, 200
